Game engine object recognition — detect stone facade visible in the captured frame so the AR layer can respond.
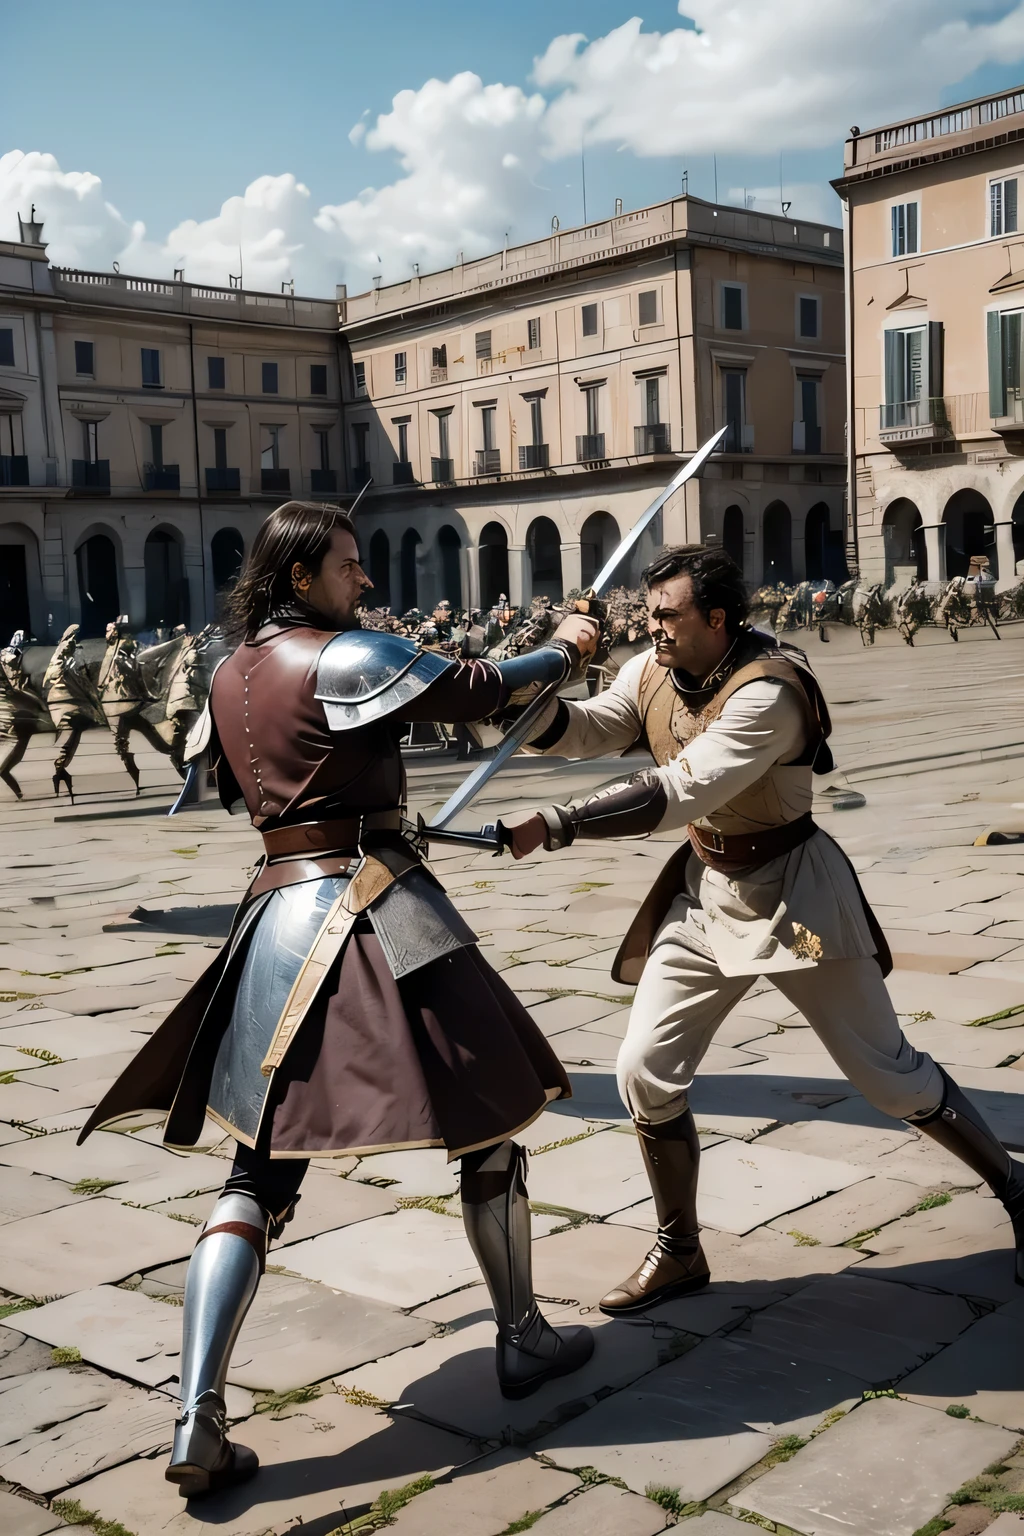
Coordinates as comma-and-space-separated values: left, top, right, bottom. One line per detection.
0, 229, 344, 640
835, 85, 1024, 588
340, 194, 847, 612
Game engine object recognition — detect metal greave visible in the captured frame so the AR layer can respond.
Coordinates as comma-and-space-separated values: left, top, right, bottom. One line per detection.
172, 1193, 267, 1471
460, 1140, 536, 1342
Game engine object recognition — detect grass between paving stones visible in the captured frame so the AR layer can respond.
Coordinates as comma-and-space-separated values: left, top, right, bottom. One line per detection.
967, 1001, 1024, 1027
395, 1194, 461, 1218
526, 1200, 596, 1231
0, 1296, 37, 1321
254, 1384, 323, 1415
786, 1230, 820, 1247
16, 1046, 64, 1063
50, 1346, 82, 1365
916, 1191, 953, 1212
328, 1472, 435, 1532
337, 1385, 390, 1410
71, 1177, 123, 1195
51, 1498, 136, 1536
531, 1127, 600, 1156
500, 1514, 544, 1534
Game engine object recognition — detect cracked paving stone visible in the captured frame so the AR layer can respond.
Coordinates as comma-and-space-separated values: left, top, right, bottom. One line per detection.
0, 1324, 55, 1380
0, 1200, 192, 1298
901, 1293, 1024, 1431
336, 1314, 675, 1443
68, 1394, 477, 1536
0, 1384, 172, 1495
525, 1128, 656, 1218
350, 1148, 462, 1199
0, 1489, 67, 1535
282, 1206, 561, 1310
0, 1127, 193, 1185
731, 1394, 1018, 1536
520, 1482, 672, 1536
0, 1167, 91, 1225
0, 1367, 121, 1447
857, 1190, 1019, 1301
386, 1449, 580, 1535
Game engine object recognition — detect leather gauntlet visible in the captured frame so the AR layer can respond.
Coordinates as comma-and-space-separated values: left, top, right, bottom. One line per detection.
535, 771, 668, 848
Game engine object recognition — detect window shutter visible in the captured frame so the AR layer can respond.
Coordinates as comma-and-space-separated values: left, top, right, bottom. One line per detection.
907, 203, 918, 253
988, 310, 1005, 417
1007, 179, 1019, 234
891, 206, 899, 257
884, 329, 900, 406
992, 181, 1002, 237
927, 322, 944, 402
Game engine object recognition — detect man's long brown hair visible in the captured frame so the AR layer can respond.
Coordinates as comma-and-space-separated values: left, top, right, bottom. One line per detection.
225, 501, 357, 641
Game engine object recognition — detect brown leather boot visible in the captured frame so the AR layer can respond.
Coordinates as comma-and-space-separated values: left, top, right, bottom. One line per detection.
599, 1109, 710, 1316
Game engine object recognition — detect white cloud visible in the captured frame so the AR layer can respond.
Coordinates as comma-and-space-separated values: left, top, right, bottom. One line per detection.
5, 4, 1024, 293
536, 2, 1024, 157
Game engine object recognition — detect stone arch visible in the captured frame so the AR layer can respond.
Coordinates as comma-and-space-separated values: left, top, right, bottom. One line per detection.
526, 516, 563, 600
805, 500, 851, 584
368, 529, 391, 607
400, 528, 421, 613
1012, 490, 1024, 568
722, 505, 744, 571
762, 501, 792, 584
144, 525, 190, 631
942, 488, 993, 580
881, 498, 925, 585
479, 521, 509, 609
580, 511, 619, 590
74, 529, 121, 637
210, 527, 244, 595
0, 522, 43, 641
438, 524, 462, 608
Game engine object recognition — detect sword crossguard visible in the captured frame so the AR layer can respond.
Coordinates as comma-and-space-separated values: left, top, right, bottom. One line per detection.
415, 812, 511, 855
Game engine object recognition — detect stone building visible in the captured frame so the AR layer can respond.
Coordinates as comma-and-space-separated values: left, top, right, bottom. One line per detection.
0, 217, 344, 641
340, 193, 847, 613
835, 84, 1024, 588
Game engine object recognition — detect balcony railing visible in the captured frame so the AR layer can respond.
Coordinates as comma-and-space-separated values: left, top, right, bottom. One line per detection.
430, 366, 448, 384
878, 398, 952, 446
474, 448, 501, 476
576, 433, 606, 462
431, 456, 454, 483
205, 467, 240, 493
392, 461, 415, 486
0, 455, 29, 486
350, 464, 371, 492
518, 443, 549, 470
792, 422, 822, 454
72, 459, 110, 491
995, 387, 1024, 429
260, 467, 291, 494
310, 468, 338, 494
634, 424, 670, 455
143, 463, 180, 492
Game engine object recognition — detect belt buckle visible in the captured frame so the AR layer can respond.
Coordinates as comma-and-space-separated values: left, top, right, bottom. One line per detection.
704, 827, 725, 854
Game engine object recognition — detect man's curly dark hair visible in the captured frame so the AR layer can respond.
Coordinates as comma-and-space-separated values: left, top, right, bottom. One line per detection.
642, 544, 749, 637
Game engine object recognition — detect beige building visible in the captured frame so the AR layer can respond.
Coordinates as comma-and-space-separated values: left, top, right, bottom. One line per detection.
835, 85, 1024, 587
0, 217, 345, 640
339, 193, 848, 613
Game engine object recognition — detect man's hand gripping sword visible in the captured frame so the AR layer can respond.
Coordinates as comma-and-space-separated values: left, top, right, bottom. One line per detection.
417, 427, 728, 853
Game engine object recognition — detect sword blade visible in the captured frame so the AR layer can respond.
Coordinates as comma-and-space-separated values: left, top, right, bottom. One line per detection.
429, 678, 561, 830
590, 425, 728, 595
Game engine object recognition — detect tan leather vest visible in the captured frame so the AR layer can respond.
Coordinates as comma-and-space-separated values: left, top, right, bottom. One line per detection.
635, 646, 826, 837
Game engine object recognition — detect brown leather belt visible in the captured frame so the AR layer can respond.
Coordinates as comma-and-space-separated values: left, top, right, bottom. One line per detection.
260, 811, 402, 860
687, 812, 816, 874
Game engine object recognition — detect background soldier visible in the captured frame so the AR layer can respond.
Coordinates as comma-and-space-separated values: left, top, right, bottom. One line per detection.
97, 617, 181, 792
42, 624, 106, 800
0, 630, 52, 798
509, 545, 1024, 1315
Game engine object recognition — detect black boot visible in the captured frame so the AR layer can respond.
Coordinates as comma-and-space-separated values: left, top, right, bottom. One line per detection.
461, 1142, 593, 1400
600, 1108, 710, 1316
912, 1068, 1024, 1285
52, 767, 73, 801
1, 770, 23, 800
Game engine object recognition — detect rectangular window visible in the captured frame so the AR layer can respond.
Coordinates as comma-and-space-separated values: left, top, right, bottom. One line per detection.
527, 317, 541, 349
354, 360, 367, 395
992, 178, 1019, 237
480, 405, 496, 452
797, 375, 821, 452
207, 356, 225, 390
799, 297, 820, 339
644, 377, 661, 426
397, 421, 409, 462
891, 202, 919, 257
394, 351, 407, 384
310, 363, 328, 396
884, 326, 925, 406
315, 428, 331, 471
213, 426, 228, 471
0, 329, 13, 367
262, 361, 278, 394
148, 424, 164, 468
475, 331, 492, 360
141, 347, 161, 387
723, 369, 746, 451
82, 420, 99, 461
581, 303, 599, 337
260, 425, 281, 470
75, 340, 94, 376
721, 285, 744, 330
431, 344, 447, 369
529, 396, 544, 445
584, 385, 601, 437
638, 290, 658, 327
436, 411, 451, 459
352, 421, 369, 466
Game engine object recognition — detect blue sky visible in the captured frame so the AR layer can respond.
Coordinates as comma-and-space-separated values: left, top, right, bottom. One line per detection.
4, 1, 1024, 293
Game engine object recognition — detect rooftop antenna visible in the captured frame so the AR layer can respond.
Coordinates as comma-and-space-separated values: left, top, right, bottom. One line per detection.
714, 154, 718, 203
281, 278, 294, 295
682, 170, 688, 197
780, 153, 785, 216
173, 267, 184, 281
551, 215, 559, 232
581, 136, 588, 224
615, 197, 623, 216
782, 200, 792, 217
238, 245, 243, 289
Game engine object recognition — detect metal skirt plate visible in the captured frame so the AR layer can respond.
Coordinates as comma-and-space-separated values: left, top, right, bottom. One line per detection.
207, 874, 351, 1143
368, 865, 478, 980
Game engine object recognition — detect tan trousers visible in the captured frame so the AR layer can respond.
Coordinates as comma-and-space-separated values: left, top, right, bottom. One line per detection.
618, 899, 943, 1126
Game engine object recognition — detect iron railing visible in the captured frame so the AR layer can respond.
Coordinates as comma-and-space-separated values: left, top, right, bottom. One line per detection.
143, 464, 180, 491
310, 468, 338, 493
474, 448, 501, 475
71, 459, 110, 490
0, 455, 29, 486
205, 467, 240, 493
260, 467, 291, 494
577, 433, 606, 462
518, 443, 549, 469
431, 456, 454, 483
634, 424, 670, 455
392, 462, 415, 485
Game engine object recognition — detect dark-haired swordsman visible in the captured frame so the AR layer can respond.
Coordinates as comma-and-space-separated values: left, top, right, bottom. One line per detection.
514, 545, 1024, 1314
79, 500, 595, 1498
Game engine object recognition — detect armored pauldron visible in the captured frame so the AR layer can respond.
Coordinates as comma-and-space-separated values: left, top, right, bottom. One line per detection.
314, 629, 453, 731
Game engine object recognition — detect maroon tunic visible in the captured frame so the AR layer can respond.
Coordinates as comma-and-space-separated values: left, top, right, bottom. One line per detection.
81, 623, 570, 1159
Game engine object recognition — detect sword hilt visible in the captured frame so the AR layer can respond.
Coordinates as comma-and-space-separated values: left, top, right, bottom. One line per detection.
416, 813, 511, 855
